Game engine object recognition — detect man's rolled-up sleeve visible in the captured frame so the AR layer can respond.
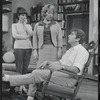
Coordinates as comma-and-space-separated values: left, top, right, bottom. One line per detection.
73, 50, 89, 72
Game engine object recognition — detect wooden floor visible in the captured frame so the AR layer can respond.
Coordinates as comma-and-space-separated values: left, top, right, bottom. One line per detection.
48, 78, 98, 100
2, 78, 98, 100
76, 79, 98, 100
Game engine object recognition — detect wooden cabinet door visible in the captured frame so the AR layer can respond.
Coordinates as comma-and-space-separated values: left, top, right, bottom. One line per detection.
66, 14, 89, 49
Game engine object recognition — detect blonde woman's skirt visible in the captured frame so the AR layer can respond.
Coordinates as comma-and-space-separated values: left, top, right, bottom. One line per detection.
37, 44, 58, 68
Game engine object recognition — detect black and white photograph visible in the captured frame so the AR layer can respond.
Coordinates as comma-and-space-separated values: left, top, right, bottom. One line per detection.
2, 0, 98, 100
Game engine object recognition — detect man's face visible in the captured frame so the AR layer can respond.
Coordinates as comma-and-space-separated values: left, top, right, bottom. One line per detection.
68, 31, 77, 44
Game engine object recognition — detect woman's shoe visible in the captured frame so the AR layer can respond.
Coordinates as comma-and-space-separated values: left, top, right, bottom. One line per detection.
22, 85, 28, 94
17, 91, 22, 95
15, 86, 22, 94
2, 74, 10, 82
17, 85, 23, 94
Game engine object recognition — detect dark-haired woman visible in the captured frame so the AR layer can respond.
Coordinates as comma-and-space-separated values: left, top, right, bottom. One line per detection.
12, 7, 33, 94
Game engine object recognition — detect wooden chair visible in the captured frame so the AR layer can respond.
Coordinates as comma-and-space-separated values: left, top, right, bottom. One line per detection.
35, 40, 98, 100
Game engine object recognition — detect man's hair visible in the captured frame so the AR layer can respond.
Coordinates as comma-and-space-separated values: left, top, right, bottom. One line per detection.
70, 28, 86, 44
41, 4, 56, 19
16, 7, 28, 19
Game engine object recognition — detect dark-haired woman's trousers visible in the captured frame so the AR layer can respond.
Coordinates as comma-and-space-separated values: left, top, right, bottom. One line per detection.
14, 49, 32, 74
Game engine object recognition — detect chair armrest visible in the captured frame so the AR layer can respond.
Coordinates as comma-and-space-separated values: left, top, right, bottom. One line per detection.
59, 69, 83, 78
84, 73, 98, 81
42, 69, 83, 93
59, 70, 98, 81
42, 70, 53, 93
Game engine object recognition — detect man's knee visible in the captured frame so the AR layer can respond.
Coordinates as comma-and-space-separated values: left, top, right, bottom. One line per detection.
31, 69, 42, 77
32, 69, 50, 78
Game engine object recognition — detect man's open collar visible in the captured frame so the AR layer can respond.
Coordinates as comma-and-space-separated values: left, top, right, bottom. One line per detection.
73, 44, 81, 49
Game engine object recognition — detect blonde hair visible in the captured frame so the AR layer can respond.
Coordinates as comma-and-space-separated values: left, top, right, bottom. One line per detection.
41, 4, 56, 19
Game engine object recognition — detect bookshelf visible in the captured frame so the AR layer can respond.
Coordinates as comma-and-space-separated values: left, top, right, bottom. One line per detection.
57, 0, 89, 50
57, 0, 89, 20
57, 0, 89, 14
2, 0, 12, 57
2, 0, 12, 34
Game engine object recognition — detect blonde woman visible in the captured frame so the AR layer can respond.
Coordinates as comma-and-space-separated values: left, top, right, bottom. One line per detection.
33, 4, 63, 68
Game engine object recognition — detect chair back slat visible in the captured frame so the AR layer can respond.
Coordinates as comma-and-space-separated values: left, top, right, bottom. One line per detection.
72, 40, 98, 100
83, 40, 98, 74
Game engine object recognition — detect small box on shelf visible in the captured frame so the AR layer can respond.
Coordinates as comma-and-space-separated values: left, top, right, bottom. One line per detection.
2, 8, 11, 13
2, 0, 12, 5
2, 31, 8, 34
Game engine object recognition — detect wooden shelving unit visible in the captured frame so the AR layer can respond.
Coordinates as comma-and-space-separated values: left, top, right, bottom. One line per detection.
58, 0, 89, 5
2, 9, 11, 13
58, 10, 89, 14
2, 0, 12, 56
2, 0, 12, 5
57, 0, 89, 16
2, 0, 12, 34
2, 0, 12, 14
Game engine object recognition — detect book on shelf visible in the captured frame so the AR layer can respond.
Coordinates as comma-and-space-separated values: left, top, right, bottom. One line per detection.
57, 14, 64, 20
57, 20, 66, 37
31, 14, 41, 22
30, 4, 42, 15
62, 0, 67, 3
58, 6, 63, 12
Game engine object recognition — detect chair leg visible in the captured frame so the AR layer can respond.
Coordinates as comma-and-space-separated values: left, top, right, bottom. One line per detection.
75, 98, 81, 100
63, 98, 66, 100
35, 92, 44, 100
60, 97, 66, 100
59, 97, 62, 100
10, 87, 16, 100
63, 98, 69, 100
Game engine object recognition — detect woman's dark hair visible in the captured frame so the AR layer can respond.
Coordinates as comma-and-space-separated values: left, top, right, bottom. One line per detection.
16, 7, 28, 19
70, 28, 86, 44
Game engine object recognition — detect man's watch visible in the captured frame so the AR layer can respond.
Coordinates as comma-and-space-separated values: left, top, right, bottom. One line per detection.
62, 66, 65, 70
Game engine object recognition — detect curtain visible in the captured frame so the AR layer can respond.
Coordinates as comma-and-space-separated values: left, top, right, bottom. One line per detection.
89, 0, 98, 42
88, 0, 98, 75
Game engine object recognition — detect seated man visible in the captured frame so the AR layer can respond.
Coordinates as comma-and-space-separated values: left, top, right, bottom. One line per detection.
2, 28, 89, 100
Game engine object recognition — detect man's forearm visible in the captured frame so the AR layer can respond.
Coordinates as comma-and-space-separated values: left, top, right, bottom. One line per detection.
58, 61, 79, 73
62, 65, 79, 74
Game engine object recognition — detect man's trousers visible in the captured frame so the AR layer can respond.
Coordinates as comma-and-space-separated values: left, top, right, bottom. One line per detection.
9, 69, 77, 97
